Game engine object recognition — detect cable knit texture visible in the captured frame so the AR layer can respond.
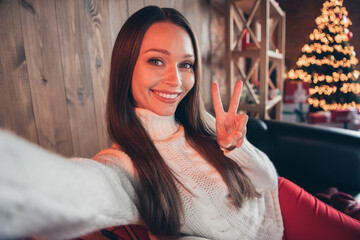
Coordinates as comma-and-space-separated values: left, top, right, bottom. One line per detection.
0, 108, 284, 239
94, 108, 284, 239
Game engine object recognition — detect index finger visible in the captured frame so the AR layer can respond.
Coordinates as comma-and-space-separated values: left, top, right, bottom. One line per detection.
228, 80, 243, 113
211, 82, 224, 116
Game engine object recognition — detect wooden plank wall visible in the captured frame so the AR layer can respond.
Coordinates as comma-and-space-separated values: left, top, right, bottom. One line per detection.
0, 0, 211, 158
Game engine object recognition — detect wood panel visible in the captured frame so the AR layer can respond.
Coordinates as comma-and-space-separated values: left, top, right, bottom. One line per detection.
127, 0, 145, 16
19, 0, 74, 156
0, 0, 212, 157
0, 0, 37, 143
145, 0, 172, 7
108, 0, 128, 49
84, 0, 113, 151
55, 0, 100, 157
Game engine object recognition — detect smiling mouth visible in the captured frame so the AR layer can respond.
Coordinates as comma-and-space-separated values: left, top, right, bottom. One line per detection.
151, 90, 181, 100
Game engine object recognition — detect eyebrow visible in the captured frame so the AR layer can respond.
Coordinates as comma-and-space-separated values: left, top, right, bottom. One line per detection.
144, 48, 194, 58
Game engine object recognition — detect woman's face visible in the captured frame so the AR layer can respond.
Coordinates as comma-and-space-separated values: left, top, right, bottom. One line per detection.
131, 22, 195, 116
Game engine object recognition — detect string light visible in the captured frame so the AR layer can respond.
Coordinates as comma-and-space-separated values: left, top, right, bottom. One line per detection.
309, 85, 337, 95
302, 44, 355, 56
340, 83, 360, 94
296, 55, 358, 68
308, 98, 360, 111
287, 0, 360, 112
288, 69, 360, 83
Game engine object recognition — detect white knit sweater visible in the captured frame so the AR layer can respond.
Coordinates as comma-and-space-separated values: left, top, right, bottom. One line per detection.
0, 108, 284, 240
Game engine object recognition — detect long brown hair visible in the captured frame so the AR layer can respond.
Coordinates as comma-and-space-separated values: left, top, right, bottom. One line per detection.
107, 6, 258, 236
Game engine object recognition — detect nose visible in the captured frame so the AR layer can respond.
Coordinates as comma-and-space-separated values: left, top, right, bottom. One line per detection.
163, 65, 182, 87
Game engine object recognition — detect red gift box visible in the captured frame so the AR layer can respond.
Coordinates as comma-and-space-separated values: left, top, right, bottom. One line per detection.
308, 109, 360, 130
308, 111, 330, 123
331, 108, 359, 123
284, 80, 310, 104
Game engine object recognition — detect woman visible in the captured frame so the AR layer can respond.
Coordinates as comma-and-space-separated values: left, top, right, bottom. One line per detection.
0, 6, 359, 240
103, 5, 280, 239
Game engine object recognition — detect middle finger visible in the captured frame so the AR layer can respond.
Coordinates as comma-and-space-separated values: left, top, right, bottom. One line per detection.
228, 80, 243, 113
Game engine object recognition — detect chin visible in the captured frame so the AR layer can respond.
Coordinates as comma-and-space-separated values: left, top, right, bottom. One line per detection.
153, 107, 177, 116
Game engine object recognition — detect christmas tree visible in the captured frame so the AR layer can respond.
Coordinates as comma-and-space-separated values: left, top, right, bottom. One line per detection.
287, 0, 360, 112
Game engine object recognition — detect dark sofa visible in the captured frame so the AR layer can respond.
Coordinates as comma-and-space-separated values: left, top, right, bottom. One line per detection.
246, 118, 360, 196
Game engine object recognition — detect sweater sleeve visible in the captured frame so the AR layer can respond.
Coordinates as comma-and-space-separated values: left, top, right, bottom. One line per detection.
0, 130, 141, 240
223, 137, 278, 193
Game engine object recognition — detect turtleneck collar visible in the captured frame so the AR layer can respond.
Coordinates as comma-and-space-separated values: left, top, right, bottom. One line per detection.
135, 108, 180, 141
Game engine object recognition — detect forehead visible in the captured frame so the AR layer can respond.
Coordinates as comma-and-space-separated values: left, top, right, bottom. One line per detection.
140, 22, 195, 55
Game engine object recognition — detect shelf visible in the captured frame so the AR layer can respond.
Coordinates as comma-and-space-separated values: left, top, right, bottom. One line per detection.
233, 49, 260, 58
234, 0, 284, 19
225, 0, 286, 120
268, 50, 283, 61
233, 49, 283, 61
266, 95, 282, 111
269, 0, 285, 17
237, 95, 282, 112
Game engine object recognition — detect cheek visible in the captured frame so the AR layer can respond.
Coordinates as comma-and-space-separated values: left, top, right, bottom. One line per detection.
184, 74, 195, 93
131, 61, 152, 94
131, 65, 146, 105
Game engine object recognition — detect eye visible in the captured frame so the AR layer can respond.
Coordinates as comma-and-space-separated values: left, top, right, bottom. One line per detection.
148, 58, 164, 66
179, 62, 194, 69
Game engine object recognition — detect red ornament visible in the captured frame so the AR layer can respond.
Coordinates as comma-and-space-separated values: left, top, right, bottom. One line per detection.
348, 31, 353, 40
241, 29, 250, 50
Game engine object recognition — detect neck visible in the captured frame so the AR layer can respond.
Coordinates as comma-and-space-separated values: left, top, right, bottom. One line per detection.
135, 108, 180, 140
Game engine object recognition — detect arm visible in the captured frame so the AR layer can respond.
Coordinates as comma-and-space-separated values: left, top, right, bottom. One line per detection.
223, 138, 278, 193
0, 130, 140, 240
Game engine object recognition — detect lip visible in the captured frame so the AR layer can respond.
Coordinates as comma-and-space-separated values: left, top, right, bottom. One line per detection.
151, 89, 182, 103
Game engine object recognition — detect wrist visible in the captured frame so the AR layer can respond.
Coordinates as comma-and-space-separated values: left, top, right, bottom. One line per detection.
220, 145, 236, 153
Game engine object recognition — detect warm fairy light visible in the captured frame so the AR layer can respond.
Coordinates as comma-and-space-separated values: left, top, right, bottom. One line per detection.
308, 98, 360, 111
288, 70, 360, 84
354, 71, 359, 79
309, 85, 337, 95
301, 43, 354, 55
288, 0, 360, 112
313, 0, 352, 36
296, 54, 358, 68
340, 83, 360, 94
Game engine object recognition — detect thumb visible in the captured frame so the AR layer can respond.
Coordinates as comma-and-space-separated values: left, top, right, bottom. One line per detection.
219, 130, 243, 149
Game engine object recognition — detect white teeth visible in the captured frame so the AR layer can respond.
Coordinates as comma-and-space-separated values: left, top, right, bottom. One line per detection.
153, 91, 179, 99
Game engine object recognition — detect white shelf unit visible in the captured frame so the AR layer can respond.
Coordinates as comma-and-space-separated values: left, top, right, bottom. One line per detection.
225, 0, 286, 120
